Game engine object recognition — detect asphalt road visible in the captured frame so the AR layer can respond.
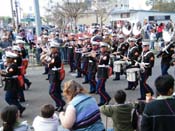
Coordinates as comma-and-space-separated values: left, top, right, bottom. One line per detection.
0, 58, 174, 130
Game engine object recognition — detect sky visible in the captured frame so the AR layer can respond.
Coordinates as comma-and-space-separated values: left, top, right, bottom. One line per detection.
0, 0, 59, 17
0, 0, 151, 17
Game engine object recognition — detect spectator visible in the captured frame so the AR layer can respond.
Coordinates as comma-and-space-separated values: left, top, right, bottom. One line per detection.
100, 90, 134, 131
0, 105, 31, 131
32, 104, 60, 131
59, 80, 105, 131
0, 35, 12, 49
141, 74, 175, 131
149, 29, 156, 50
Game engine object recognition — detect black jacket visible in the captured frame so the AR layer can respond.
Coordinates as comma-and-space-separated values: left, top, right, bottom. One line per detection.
141, 97, 175, 131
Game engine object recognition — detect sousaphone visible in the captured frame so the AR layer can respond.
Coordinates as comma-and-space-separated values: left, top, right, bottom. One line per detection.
132, 21, 143, 36
122, 21, 132, 36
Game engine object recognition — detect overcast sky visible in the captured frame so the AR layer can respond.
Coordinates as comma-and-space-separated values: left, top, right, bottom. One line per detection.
0, 0, 151, 17
0, 0, 60, 17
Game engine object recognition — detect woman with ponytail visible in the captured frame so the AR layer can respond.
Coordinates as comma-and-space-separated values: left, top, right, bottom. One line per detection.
0, 105, 31, 131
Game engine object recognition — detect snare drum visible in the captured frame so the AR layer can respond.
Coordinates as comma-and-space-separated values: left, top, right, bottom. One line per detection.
113, 61, 126, 73
126, 68, 140, 82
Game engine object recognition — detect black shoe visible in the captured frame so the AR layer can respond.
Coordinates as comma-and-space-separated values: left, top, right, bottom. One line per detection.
42, 72, 48, 75
26, 82, 32, 90
76, 76, 81, 78
46, 78, 49, 80
20, 107, 26, 117
98, 103, 105, 106
113, 78, 120, 81
19, 99, 25, 102
89, 91, 96, 94
125, 87, 132, 90
55, 106, 64, 112
82, 81, 89, 84
132, 86, 137, 90
137, 98, 145, 101
105, 98, 111, 105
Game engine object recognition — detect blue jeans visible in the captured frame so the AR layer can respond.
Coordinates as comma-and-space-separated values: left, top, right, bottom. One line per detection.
96, 78, 111, 104
150, 41, 155, 50
161, 63, 170, 75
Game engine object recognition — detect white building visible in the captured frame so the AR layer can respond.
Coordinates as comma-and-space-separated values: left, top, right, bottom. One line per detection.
110, 9, 175, 27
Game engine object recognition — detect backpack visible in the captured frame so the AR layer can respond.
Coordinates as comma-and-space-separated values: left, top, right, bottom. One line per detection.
131, 108, 139, 130
131, 101, 146, 130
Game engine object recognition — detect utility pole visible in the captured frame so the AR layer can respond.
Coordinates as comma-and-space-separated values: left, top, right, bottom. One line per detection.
33, 0, 42, 37
10, 0, 16, 30
15, 0, 19, 32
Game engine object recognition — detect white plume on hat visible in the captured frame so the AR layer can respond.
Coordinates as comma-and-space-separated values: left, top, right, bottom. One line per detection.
12, 46, 21, 51
142, 39, 150, 46
128, 37, 136, 42
16, 35, 23, 40
5, 51, 18, 58
118, 34, 124, 39
100, 42, 108, 47
50, 41, 60, 48
16, 40, 25, 44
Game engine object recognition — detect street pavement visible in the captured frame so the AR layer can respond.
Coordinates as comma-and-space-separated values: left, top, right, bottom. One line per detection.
0, 58, 174, 130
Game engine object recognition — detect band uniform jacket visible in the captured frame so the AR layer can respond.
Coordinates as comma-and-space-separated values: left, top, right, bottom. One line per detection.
161, 42, 175, 65
141, 50, 155, 76
118, 42, 129, 56
127, 46, 140, 66
97, 52, 110, 79
88, 50, 100, 73
48, 52, 61, 83
2, 63, 20, 91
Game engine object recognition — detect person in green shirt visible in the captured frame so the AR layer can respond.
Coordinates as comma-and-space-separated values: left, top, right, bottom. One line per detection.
100, 90, 134, 131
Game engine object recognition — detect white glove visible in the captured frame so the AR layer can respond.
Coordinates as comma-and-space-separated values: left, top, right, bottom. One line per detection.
116, 55, 121, 59
135, 62, 139, 66
140, 62, 146, 68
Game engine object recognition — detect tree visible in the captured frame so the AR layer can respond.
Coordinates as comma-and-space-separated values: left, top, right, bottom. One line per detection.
44, 0, 87, 32
58, 0, 87, 32
146, 0, 175, 12
92, 0, 115, 28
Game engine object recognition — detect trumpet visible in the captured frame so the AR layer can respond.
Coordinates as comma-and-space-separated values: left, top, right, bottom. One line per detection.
0, 74, 3, 88
82, 51, 100, 57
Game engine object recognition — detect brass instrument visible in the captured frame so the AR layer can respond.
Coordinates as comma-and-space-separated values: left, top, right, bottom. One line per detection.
122, 21, 132, 36
132, 21, 143, 36
82, 51, 99, 57
0, 74, 3, 88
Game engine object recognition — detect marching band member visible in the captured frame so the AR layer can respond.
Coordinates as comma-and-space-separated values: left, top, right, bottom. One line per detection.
81, 36, 91, 84
48, 41, 65, 112
124, 37, 140, 90
17, 40, 32, 89
0, 51, 25, 117
74, 37, 83, 78
41, 35, 50, 75
110, 33, 119, 73
135, 34, 143, 54
113, 34, 128, 81
66, 33, 76, 73
96, 42, 111, 106
12, 46, 25, 102
138, 41, 155, 100
157, 40, 175, 75
87, 42, 99, 93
